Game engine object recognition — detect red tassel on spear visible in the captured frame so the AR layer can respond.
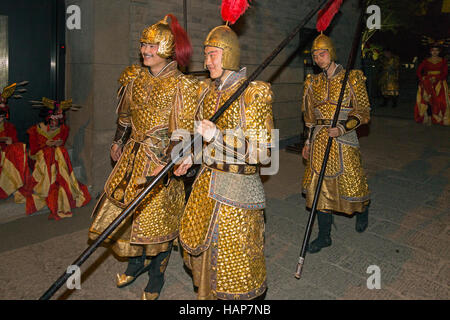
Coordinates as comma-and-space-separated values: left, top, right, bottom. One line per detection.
316, 0, 344, 32
221, 0, 251, 25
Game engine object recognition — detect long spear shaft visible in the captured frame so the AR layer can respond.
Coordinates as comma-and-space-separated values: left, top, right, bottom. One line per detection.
295, 4, 366, 279
39, 0, 329, 300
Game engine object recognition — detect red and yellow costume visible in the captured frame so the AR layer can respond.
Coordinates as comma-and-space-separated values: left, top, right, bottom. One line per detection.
0, 122, 29, 199
414, 57, 450, 125
15, 98, 91, 220
0, 83, 29, 200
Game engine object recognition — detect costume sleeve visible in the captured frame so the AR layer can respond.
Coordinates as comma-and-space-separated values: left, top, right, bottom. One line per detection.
116, 65, 141, 128
112, 82, 132, 147
112, 65, 140, 147
59, 125, 69, 145
159, 75, 201, 165
394, 56, 400, 78
301, 74, 315, 144
440, 59, 448, 80
116, 84, 132, 128
28, 126, 44, 155
416, 60, 425, 80
168, 75, 200, 135
345, 70, 371, 133
210, 81, 274, 165
6, 122, 19, 143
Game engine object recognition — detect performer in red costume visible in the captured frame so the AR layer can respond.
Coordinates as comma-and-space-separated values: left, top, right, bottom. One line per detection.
0, 82, 29, 200
414, 40, 450, 126
15, 98, 91, 220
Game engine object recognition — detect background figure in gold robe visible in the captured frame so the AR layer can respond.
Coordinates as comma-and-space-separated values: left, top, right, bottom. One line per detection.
378, 48, 400, 108
301, 34, 371, 254
88, 14, 198, 300
175, 24, 274, 300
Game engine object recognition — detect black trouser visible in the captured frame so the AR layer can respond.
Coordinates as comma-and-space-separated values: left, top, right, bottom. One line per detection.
144, 244, 172, 293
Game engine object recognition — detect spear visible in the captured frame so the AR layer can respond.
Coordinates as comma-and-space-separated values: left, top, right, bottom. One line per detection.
295, 2, 366, 279
39, 0, 330, 300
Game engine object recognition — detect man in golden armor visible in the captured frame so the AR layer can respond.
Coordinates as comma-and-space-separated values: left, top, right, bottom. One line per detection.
175, 25, 274, 300
88, 14, 199, 300
301, 34, 371, 253
378, 48, 400, 108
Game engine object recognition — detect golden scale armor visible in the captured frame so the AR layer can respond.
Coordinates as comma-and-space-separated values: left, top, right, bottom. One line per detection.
302, 34, 371, 215
179, 25, 274, 300
379, 54, 400, 97
88, 18, 199, 258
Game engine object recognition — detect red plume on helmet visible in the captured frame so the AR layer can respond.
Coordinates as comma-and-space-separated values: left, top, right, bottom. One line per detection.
166, 14, 192, 67
221, 0, 251, 25
316, 0, 344, 32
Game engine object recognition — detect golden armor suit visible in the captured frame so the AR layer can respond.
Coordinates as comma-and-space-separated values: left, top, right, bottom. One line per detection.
301, 65, 371, 215
88, 61, 198, 257
179, 66, 274, 300
379, 54, 400, 98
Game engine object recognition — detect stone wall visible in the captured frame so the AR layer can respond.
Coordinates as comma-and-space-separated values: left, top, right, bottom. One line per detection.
65, 0, 360, 195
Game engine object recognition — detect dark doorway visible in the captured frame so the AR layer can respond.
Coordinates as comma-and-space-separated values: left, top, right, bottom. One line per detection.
0, 0, 65, 142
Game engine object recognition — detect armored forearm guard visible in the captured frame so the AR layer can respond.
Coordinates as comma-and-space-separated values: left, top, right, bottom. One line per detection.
112, 123, 131, 147
337, 116, 361, 135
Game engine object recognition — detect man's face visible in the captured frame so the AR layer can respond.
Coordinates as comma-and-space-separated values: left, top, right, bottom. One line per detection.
312, 49, 331, 70
430, 47, 440, 57
204, 46, 224, 79
140, 43, 166, 68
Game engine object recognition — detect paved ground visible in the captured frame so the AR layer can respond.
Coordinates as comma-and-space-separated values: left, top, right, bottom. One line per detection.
0, 97, 449, 300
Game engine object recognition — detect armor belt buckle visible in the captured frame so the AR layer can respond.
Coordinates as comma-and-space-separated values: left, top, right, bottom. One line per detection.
316, 119, 332, 125
207, 163, 257, 175
244, 165, 257, 174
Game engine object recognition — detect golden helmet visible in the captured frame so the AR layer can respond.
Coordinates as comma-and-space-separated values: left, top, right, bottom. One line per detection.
140, 15, 174, 59
311, 33, 337, 61
204, 25, 240, 71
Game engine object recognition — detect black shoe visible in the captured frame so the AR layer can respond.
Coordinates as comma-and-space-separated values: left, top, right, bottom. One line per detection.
116, 252, 151, 288
355, 210, 369, 233
307, 235, 332, 253
307, 211, 333, 254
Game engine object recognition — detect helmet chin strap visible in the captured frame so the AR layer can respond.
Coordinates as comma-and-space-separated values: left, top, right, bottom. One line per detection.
214, 68, 226, 86
322, 60, 336, 77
